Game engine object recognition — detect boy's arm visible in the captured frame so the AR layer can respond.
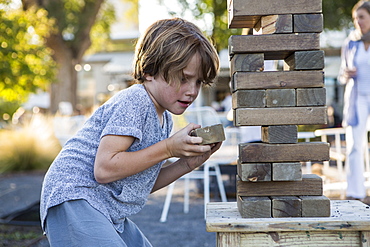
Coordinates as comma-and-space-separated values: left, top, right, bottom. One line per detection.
151, 142, 222, 193
94, 123, 212, 184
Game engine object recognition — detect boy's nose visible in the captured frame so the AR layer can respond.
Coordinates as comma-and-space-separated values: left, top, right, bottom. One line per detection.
186, 81, 199, 96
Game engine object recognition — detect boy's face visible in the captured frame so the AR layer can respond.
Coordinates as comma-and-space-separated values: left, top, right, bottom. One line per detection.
144, 53, 203, 116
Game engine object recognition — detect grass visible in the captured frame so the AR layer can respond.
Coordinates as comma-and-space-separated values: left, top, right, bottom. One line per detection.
0, 224, 46, 246
0, 114, 61, 173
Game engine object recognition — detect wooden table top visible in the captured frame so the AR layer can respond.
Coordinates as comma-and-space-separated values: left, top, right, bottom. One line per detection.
206, 200, 370, 233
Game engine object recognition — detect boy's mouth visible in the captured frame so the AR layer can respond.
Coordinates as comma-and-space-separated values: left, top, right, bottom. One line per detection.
178, 100, 191, 107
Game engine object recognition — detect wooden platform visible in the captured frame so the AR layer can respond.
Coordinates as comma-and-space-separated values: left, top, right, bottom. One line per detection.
206, 200, 370, 246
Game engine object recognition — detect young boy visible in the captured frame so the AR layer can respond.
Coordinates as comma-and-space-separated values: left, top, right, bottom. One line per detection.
40, 18, 221, 246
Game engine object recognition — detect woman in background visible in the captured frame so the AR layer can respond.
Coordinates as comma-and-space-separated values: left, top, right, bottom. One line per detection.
338, 1, 370, 203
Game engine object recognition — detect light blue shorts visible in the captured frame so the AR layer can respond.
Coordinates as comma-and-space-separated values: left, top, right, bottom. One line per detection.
45, 199, 152, 247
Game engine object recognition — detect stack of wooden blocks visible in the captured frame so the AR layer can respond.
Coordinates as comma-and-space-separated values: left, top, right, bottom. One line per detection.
228, 0, 331, 218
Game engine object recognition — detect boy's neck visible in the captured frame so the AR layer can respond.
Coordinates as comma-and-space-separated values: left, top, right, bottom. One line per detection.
143, 84, 164, 126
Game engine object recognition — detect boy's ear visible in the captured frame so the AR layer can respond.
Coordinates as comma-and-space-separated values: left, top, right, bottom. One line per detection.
144, 74, 154, 82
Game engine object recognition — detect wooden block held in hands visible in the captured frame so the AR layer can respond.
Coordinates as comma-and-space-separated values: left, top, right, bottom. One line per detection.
189, 124, 226, 145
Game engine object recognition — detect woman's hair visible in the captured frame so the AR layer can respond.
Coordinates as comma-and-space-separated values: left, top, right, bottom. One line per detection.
353, 1, 370, 16
133, 18, 219, 86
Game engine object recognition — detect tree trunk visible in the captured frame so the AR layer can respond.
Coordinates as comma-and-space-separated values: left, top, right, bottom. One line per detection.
50, 51, 78, 114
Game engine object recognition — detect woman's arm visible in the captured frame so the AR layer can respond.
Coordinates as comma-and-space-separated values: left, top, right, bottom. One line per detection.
94, 123, 212, 184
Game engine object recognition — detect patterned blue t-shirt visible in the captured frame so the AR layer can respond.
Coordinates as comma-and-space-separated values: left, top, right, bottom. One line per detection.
40, 84, 173, 233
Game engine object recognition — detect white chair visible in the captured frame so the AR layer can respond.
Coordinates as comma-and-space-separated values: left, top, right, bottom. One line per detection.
314, 125, 370, 197
159, 107, 231, 222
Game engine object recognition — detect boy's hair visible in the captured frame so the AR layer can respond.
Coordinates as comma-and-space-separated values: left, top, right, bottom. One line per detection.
134, 18, 219, 86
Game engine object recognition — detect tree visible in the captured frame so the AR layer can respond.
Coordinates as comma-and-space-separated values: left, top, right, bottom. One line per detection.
169, 0, 242, 52
21, 0, 116, 113
0, 1, 56, 115
169, 0, 359, 51
322, 0, 359, 30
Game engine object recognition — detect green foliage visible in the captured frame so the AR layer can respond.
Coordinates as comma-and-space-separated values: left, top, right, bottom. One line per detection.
322, 0, 359, 30
0, 99, 20, 124
169, 0, 242, 51
170, 0, 360, 50
0, 5, 57, 103
86, 1, 117, 54
0, 115, 61, 173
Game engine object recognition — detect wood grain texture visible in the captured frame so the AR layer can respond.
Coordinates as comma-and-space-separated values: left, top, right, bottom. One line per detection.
293, 13, 323, 33
228, 0, 322, 28
237, 196, 272, 218
285, 50, 325, 70
237, 162, 272, 182
232, 90, 265, 108
262, 125, 298, 144
265, 89, 295, 107
238, 142, 330, 163
207, 200, 370, 233
229, 33, 320, 60
237, 174, 323, 197
261, 15, 292, 34
272, 162, 302, 181
232, 71, 324, 91
234, 107, 327, 126
296, 88, 326, 106
230, 53, 264, 74
299, 195, 331, 217
271, 196, 302, 217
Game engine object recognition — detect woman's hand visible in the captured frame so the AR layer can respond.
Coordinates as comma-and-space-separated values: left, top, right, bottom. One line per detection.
344, 68, 357, 80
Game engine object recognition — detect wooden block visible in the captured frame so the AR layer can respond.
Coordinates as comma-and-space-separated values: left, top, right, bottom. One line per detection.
261, 15, 292, 34
234, 107, 327, 126
232, 71, 324, 91
294, 14, 323, 33
237, 161, 272, 182
189, 124, 225, 144
238, 142, 330, 163
232, 90, 265, 109
229, 33, 320, 60
228, 0, 322, 28
300, 195, 331, 217
230, 53, 264, 75
262, 125, 298, 144
296, 88, 326, 106
271, 196, 302, 217
265, 89, 295, 107
285, 50, 325, 70
237, 196, 271, 218
272, 162, 302, 181
237, 174, 323, 196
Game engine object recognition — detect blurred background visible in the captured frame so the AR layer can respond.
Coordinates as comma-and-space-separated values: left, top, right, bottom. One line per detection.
0, 0, 363, 245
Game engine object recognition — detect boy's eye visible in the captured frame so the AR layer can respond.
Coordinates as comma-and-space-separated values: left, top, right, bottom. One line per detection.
197, 79, 204, 85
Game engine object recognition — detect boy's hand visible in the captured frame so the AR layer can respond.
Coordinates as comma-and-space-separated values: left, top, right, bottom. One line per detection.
182, 141, 222, 171
165, 123, 214, 158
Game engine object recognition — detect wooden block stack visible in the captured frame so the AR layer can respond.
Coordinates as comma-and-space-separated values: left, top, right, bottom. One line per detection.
228, 0, 331, 218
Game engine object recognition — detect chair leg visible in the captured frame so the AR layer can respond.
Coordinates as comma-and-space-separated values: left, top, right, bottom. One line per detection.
214, 164, 227, 202
204, 163, 210, 219
160, 181, 176, 222
184, 175, 190, 213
